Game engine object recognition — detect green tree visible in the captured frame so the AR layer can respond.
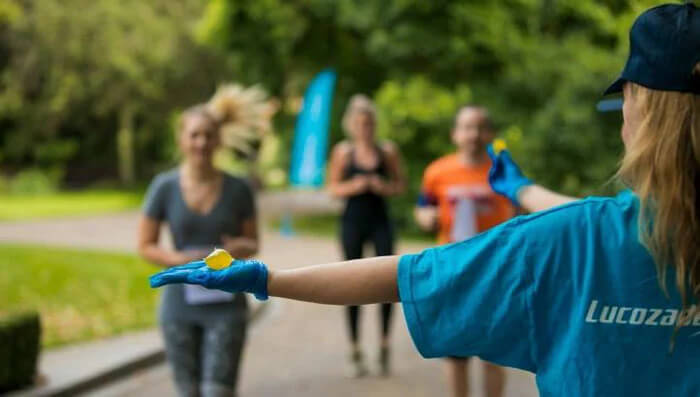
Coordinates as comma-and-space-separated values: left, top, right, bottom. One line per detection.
198, 0, 661, 200
0, 0, 232, 184
0, 0, 672, 201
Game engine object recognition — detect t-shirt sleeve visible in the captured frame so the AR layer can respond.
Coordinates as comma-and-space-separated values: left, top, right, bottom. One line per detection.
398, 218, 537, 371
142, 174, 169, 221
236, 179, 257, 221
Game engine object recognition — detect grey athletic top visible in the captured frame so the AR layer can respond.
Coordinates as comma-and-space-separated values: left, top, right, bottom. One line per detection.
143, 169, 254, 323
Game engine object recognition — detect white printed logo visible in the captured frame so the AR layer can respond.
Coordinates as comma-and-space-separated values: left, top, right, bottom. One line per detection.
584, 300, 700, 327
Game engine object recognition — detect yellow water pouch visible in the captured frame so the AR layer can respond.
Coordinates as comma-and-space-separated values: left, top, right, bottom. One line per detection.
204, 248, 234, 270
492, 138, 507, 154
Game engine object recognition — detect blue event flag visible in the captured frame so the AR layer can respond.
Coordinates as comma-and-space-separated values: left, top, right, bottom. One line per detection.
289, 69, 337, 188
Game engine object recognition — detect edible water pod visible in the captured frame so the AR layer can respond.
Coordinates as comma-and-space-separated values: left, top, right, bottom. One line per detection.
204, 248, 234, 270
492, 138, 507, 154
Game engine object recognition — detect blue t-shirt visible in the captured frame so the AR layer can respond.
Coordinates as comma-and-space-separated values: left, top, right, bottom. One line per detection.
398, 191, 699, 396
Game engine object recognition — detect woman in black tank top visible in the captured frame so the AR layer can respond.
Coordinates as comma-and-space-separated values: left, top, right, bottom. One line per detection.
342, 145, 390, 221
327, 94, 406, 377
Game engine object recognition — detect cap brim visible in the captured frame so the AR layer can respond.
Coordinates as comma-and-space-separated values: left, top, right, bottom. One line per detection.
603, 77, 625, 95
596, 98, 623, 112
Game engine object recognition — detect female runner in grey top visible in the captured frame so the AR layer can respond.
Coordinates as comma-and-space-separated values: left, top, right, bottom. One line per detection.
143, 169, 254, 322
139, 104, 258, 397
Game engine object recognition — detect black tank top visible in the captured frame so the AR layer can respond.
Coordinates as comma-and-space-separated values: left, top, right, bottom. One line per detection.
341, 145, 390, 222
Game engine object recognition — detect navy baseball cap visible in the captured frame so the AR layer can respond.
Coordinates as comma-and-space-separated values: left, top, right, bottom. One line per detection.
598, 3, 700, 111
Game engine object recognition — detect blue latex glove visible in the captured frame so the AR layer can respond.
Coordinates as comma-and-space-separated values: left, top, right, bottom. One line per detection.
487, 145, 533, 207
149, 259, 269, 301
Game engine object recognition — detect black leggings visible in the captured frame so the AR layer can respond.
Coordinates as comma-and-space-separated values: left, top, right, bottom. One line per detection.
341, 218, 394, 343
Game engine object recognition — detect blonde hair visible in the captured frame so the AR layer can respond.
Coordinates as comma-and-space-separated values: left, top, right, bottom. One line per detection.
617, 64, 700, 323
342, 94, 376, 134
177, 84, 278, 143
177, 104, 219, 138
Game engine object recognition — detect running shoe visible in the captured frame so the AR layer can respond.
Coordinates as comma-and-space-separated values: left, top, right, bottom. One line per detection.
348, 349, 369, 378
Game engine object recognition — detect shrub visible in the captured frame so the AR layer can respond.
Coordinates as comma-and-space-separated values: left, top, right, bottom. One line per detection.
0, 312, 41, 392
8, 169, 60, 195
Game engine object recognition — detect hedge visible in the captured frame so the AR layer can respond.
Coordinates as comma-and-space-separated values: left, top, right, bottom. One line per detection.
0, 312, 41, 392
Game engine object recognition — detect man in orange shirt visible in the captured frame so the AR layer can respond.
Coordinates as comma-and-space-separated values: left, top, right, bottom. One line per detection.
414, 105, 514, 397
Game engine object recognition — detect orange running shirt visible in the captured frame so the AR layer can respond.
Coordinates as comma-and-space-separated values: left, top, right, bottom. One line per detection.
420, 154, 514, 244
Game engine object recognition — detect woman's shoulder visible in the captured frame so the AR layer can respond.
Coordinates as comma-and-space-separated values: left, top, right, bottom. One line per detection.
148, 168, 179, 190
424, 154, 459, 176
142, 169, 178, 215
332, 140, 353, 155
222, 173, 254, 193
378, 140, 399, 156
221, 173, 256, 214
329, 141, 354, 165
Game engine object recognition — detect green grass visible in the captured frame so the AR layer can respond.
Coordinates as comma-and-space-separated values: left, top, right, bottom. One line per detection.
0, 189, 143, 221
0, 244, 159, 348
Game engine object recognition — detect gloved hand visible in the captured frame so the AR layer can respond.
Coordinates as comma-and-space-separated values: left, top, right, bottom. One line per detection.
487, 145, 533, 207
149, 259, 269, 300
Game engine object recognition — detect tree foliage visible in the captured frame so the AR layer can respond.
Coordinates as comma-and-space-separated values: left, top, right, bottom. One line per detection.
0, 0, 677, 199
199, 0, 665, 199
0, 0, 231, 183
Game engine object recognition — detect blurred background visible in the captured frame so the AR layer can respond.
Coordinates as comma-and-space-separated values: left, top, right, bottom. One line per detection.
0, 0, 671, 396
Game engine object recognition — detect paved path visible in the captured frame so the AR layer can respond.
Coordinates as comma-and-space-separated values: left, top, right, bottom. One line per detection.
0, 212, 148, 252
0, 212, 538, 396
0, 190, 342, 252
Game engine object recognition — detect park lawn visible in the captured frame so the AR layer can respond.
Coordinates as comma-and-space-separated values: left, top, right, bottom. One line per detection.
0, 189, 143, 221
0, 244, 159, 348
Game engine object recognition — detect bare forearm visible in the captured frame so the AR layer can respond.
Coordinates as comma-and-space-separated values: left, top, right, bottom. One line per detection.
328, 181, 361, 198
518, 184, 578, 213
380, 179, 406, 196
139, 244, 185, 268
225, 237, 259, 258
268, 255, 400, 305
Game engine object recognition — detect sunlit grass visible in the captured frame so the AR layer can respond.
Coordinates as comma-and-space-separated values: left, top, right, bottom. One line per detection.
0, 189, 143, 221
0, 244, 158, 348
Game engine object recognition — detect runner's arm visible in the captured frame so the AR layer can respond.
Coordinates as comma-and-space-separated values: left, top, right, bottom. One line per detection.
415, 165, 439, 231
414, 206, 438, 231
137, 215, 205, 268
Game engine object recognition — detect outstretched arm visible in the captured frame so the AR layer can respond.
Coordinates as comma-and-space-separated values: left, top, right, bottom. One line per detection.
150, 255, 400, 304
487, 145, 577, 212
517, 185, 577, 213
269, 256, 399, 304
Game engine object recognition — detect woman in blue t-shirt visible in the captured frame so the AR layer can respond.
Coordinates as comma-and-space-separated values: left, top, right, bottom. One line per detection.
150, 4, 700, 396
